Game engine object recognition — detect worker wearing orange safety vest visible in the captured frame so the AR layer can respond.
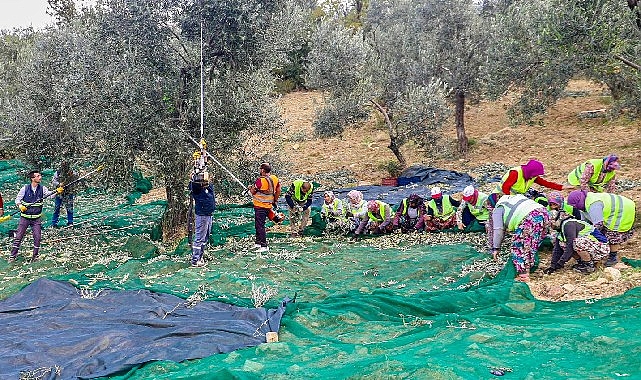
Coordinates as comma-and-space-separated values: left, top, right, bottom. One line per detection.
248, 163, 281, 253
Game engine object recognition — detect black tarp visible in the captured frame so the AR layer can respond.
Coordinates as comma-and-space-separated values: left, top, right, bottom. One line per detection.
309, 165, 478, 208
0, 278, 289, 379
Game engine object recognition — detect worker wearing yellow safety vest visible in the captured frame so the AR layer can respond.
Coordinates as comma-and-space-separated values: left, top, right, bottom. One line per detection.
320, 191, 349, 234
285, 179, 314, 237
456, 185, 490, 232
249, 163, 281, 253
566, 190, 635, 267
424, 187, 460, 232
567, 155, 619, 193
345, 190, 367, 233
354, 200, 393, 237
10, 170, 63, 263
544, 214, 610, 275
392, 194, 427, 233
495, 159, 573, 195
487, 193, 550, 283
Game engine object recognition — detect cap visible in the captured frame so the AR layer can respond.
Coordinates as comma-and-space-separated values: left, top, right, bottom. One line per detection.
431, 187, 442, 196
462, 185, 475, 201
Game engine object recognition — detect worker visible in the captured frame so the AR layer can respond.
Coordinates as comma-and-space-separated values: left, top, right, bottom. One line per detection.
456, 185, 489, 232
10, 170, 63, 263
566, 190, 635, 266
50, 161, 78, 228
567, 154, 620, 193
392, 194, 426, 233
496, 159, 573, 195
354, 200, 393, 236
488, 193, 550, 282
189, 170, 216, 267
345, 190, 367, 233
424, 187, 460, 232
285, 179, 314, 237
320, 191, 349, 233
248, 163, 281, 253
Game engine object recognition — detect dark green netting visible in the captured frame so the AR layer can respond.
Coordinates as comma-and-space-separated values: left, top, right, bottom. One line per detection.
0, 160, 640, 379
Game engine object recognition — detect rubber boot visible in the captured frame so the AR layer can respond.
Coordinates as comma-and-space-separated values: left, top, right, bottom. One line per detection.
573, 260, 595, 274
605, 252, 618, 267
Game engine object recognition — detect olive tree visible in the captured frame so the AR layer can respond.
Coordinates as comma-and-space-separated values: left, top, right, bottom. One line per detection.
1, 0, 306, 239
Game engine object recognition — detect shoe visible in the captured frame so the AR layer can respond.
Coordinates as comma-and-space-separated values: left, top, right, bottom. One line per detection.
191, 258, 206, 267
8, 256, 16, 263
253, 244, 262, 249
605, 253, 618, 267
573, 261, 595, 274
255, 246, 269, 253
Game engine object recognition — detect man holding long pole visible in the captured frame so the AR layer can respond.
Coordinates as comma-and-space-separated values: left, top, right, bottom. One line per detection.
9, 170, 63, 263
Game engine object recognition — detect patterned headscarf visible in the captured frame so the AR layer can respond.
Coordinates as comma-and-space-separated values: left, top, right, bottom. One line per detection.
566, 190, 588, 211
347, 190, 363, 204
367, 200, 380, 212
408, 194, 423, 205
603, 154, 620, 172
546, 191, 564, 207
323, 191, 335, 203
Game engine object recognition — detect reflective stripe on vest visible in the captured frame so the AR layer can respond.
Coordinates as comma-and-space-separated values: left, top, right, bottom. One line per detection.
322, 198, 346, 219
585, 192, 635, 232
428, 196, 454, 219
292, 179, 313, 202
567, 159, 616, 191
252, 175, 278, 208
558, 219, 597, 243
367, 201, 388, 222
495, 166, 535, 195
497, 194, 544, 231
20, 184, 44, 219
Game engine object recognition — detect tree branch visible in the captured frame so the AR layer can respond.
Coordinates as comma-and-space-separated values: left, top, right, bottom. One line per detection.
614, 55, 641, 71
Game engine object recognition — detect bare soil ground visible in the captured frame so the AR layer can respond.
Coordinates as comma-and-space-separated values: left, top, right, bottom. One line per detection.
275, 79, 641, 301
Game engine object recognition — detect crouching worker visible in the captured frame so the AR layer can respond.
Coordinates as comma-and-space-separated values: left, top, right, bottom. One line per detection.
345, 190, 367, 233
456, 185, 489, 232
488, 193, 550, 282
544, 212, 609, 275
285, 179, 314, 237
392, 194, 426, 233
320, 191, 349, 233
424, 187, 460, 232
567, 190, 635, 267
354, 200, 393, 237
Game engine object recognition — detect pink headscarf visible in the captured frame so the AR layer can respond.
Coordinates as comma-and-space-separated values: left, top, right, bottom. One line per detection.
521, 159, 545, 180
566, 190, 587, 211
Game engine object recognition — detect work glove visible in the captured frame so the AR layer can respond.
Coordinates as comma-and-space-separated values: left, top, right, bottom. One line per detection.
200, 138, 207, 150
19, 205, 27, 212
193, 151, 201, 160
0, 215, 11, 223
56, 186, 64, 194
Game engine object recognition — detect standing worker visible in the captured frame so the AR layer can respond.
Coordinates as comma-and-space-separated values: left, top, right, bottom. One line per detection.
248, 163, 281, 253
285, 179, 314, 237
189, 166, 216, 267
10, 170, 63, 263
567, 154, 620, 193
50, 161, 78, 228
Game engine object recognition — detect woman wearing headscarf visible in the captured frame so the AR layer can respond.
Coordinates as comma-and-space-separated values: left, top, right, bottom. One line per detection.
566, 190, 636, 266
487, 193, 550, 282
456, 185, 490, 232
567, 154, 620, 193
354, 200, 393, 236
345, 190, 367, 233
496, 159, 573, 196
320, 191, 349, 233
424, 187, 460, 232
392, 194, 427, 233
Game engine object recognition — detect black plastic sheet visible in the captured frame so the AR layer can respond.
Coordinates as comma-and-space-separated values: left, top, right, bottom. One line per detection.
0, 278, 288, 379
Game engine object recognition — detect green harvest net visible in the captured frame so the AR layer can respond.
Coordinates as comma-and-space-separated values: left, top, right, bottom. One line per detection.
0, 159, 640, 379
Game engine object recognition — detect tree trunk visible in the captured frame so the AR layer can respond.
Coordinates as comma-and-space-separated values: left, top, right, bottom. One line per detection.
162, 164, 190, 242
455, 88, 469, 155
370, 99, 407, 168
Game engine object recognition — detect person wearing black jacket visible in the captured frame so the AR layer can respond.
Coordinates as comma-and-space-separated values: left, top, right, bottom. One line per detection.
189, 174, 216, 267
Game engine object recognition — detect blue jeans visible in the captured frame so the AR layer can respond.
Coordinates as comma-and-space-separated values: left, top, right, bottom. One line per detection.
191, 214, 212, 264
52, 195, 74, 226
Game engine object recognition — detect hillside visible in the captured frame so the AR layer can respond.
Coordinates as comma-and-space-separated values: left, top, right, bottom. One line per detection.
275, 79, 641, 301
